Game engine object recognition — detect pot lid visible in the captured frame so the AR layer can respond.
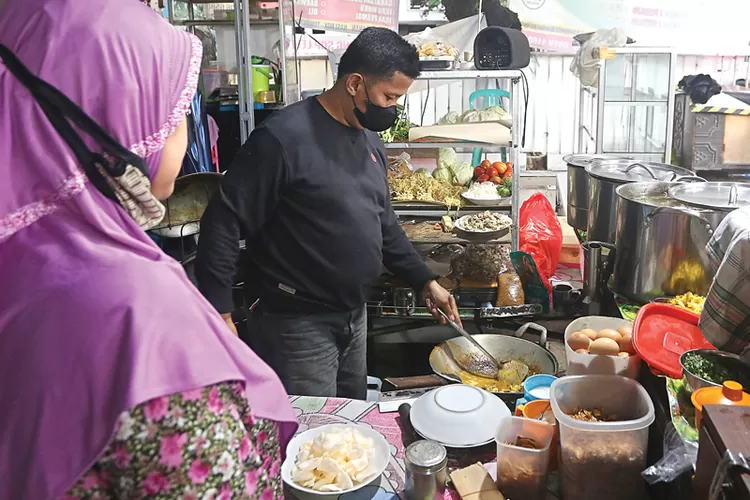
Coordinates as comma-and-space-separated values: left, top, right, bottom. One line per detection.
632, 303, 716, 379
668, 182, 750, 210
585, 159, 694, 184
691, 381, 750, 412
562, 154, 630, 168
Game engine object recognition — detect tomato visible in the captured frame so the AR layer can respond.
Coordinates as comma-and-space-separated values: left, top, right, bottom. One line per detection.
493, 161, 508, 175
487, 167, 499, 178
503, 166, 513, 179
477, 174, 490, 183
490, 176, 502, 185
473, 166, 485, 179
480, 159, 492, 169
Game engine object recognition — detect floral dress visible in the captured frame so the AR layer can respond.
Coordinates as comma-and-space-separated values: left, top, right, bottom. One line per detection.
64, 382, 283, 499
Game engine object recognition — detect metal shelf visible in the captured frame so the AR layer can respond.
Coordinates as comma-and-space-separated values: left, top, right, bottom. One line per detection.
385, 142, 510, 151
416, 69, 524, 81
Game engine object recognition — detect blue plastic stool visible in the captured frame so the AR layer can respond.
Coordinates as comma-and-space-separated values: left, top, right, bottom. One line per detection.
469, 89, 511, 165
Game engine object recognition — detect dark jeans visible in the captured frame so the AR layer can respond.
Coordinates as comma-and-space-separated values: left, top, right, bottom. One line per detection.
242, 306, 367, 399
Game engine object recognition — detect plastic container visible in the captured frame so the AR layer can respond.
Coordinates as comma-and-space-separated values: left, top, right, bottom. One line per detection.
691, 381, 750, 430
550, 375, 655, 500
518, 399, 558, 470
564, 316, 640, 378
524, 374, 557, 402
495, 416, 553, 500
632, 302, 715, 379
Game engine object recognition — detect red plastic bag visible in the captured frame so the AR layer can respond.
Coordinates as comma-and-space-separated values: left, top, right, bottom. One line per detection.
519, 193, 562, 291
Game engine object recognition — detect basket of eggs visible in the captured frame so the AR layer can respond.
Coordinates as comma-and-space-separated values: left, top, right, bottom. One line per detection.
564, 316, 640, 380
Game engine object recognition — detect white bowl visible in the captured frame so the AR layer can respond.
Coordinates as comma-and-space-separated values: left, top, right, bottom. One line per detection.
565, 316, 641, 379
410, 385, 511, 448
461, 192, 510, 207
281, 423, 390, 496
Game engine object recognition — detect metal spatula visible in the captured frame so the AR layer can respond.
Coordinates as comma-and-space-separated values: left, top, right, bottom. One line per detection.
438, 309, 501, 379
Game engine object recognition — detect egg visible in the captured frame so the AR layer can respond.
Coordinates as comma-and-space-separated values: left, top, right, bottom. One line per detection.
617, 352, 630, 358
589, 337, 621, 356
580, 328, 598, 341
618, 333, 635, 355
617, 325, 633, 337
575, 348, 590, 355
597, 329, 622, 342
568, 332, 592, 351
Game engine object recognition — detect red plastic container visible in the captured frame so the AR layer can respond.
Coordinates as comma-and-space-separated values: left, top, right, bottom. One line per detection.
632, 303, 715, 379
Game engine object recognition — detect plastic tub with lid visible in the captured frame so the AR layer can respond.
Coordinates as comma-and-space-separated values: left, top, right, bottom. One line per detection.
564, 316, 640, 378
691, 381, 750, 429
495, 416, 553, 500
550, 375, 655, 500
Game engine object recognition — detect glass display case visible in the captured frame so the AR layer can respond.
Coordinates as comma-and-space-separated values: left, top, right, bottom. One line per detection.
579, 48, 676, 163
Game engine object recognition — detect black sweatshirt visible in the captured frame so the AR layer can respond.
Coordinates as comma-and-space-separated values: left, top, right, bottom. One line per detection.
195, 97, 436, 314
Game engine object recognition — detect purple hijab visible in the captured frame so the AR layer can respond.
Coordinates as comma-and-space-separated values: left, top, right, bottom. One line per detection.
0, 1, 297, 498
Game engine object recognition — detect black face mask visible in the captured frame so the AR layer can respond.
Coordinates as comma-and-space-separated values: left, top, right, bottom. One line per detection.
352, 82, 398, 132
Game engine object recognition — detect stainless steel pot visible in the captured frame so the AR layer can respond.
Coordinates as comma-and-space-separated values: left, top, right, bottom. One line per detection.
612, 182, 728, 303
586, 160, 696, 244
563, 154, 627, 231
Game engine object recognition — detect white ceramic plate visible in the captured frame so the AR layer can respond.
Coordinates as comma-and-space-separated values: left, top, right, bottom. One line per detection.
410, 385, 511, 448
281, 424, 390, 496
460, 192, 511, 207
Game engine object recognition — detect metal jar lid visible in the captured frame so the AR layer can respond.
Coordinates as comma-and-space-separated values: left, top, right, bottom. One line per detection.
405, 440, 447, 474
585, 159, 695, 184
562, 154, 630, 168
668, 182, 750, 211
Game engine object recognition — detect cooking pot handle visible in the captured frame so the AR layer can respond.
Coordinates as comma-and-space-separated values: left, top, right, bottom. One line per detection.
673, 175, 707, 183
514, 322, 547, 346
643, 206, 715, 234
625, 163, 659, 180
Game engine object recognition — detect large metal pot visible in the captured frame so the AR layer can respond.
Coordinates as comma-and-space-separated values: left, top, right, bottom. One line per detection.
586, 160, 696, 244
612, 182, 738, 303
429, 324, 559, 408
563, 154, 628, 231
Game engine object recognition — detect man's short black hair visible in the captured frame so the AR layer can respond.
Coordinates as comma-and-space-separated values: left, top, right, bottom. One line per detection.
337, 27, 420, 81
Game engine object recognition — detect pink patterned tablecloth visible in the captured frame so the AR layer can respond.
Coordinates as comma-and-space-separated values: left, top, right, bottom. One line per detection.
284, 396, 560, 500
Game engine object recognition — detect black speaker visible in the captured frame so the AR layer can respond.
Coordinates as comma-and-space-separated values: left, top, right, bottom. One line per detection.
474, 27, 531, 70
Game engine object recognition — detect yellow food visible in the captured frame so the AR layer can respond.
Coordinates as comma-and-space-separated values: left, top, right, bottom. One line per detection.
388, 174, 464, 207
666, 261, 706, 295
589, 338, 620, 356
457, 364, 539, 393
417, 41, 459, 58
668, 292, 705, 314
568, 332, 592, 352
596, 329, 622, 342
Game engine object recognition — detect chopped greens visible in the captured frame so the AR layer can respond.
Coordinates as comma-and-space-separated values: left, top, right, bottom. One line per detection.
682, 351, 750, 387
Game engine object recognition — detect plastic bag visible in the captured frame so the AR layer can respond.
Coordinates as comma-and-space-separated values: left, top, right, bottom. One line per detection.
496, 272, 524, 306
451, 244, 511, 283
511, 251, 550, 312
570, 28, 628, 88
642, 423, 698, 485
519, 193, 562, 293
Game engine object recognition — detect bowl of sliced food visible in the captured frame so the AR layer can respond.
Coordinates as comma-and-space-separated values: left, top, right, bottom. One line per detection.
282, 424, 390, 496
679, 349, 750, 394
461, 182, 511, 207
455, 211, 512, 240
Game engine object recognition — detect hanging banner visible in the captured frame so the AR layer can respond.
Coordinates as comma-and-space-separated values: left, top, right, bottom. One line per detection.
509, 0, 750, 53
295, 0, 399, 34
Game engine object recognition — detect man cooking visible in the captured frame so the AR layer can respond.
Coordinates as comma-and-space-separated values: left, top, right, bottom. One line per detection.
195, 27, 459, 399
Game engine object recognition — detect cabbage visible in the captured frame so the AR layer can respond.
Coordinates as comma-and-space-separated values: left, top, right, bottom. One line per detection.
437, 148, 457, 170
432, 167, 454, 183
414, 168, 432, 177
438, 111, 460, 125
486, 106, 508, 118
453, 161, 473, 185
460, 109, 482, 123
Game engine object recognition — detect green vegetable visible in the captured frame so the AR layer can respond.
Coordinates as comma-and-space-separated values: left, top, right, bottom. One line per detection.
436, 148, 457, 170
497, 187, 511, 197
502, 177, 512, 189
453, 161, 473, 185
378, 104, 411, 143
682, 352, 750, 387
437, 111, 460, 125
414, 168, 432, 177
432, 167, 453, 183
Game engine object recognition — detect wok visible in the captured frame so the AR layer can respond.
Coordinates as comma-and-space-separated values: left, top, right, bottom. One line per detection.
429, 323, 559, 407
151, 172, 222, 238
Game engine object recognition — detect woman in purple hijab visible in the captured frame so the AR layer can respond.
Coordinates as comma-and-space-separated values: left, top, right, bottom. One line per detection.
0, 1, 297, 498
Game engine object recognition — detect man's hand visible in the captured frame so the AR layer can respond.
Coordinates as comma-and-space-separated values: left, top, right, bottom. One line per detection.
423, 280, 462, 327
221, 312, 238, 336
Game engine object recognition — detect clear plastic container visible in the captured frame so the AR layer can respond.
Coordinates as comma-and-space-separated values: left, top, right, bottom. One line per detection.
550, 375, 655, 500
495, 416, 553, 500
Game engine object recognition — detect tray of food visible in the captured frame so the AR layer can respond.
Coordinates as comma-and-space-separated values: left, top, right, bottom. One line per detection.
454, 211, 512, 240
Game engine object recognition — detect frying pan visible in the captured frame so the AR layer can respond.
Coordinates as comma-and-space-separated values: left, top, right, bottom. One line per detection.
429, 323, 559, 406
151, 172, 222, 238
